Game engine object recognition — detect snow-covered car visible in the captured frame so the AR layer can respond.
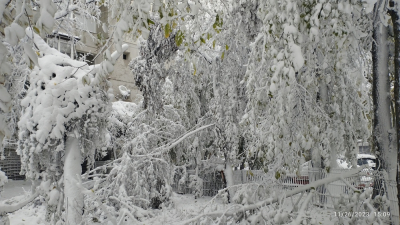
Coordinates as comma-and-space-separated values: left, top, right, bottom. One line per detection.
357, 154, 376, 170
337, 154, 376, 190
356, 154, 376, 190
336, 154, 376, 169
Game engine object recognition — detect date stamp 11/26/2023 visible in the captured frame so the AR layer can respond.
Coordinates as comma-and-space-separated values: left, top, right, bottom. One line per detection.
334, 211, 390, 217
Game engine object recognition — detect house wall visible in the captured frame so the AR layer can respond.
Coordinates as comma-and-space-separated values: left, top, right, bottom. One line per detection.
107, 41, 143, 103
76, 5, 143, 103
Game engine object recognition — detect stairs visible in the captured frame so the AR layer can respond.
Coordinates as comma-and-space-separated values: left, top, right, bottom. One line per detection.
0, 148, 24, 180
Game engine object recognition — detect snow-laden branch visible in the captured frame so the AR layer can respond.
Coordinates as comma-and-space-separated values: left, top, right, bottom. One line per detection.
131, 109, 147, 121
134, 123, 215, 157
291, 190, 314, 225
109, 196, 153, 222
178, 166, 366, 225
77, 175, 118, 225
82, 157, 123, 178
339, 177, 360, 193
0, 191, 39, 214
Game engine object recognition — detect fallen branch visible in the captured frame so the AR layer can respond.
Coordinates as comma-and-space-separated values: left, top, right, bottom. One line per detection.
82, 158, 123, 178
109, 196, 153, 221
339, 177, 360, 192
291, 190, 314, 225
78, 177, 118, 225
0, 192, 39, 214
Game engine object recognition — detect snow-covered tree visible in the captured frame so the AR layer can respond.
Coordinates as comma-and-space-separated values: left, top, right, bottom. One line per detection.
242, 0, 371, 177
370, 0, 400, 221
0, 0, 104, 143
5, 0, 400, 224
17, 29, 126, 223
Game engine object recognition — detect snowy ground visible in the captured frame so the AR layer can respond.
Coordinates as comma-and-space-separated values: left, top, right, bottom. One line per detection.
0, 180, 46, 225
8, 201, 46, 225
142, 193, 225, 225
0, 181, 343, 225
0, 180, 31, 201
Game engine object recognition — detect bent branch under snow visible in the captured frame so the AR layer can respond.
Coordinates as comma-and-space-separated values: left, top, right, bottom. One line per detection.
0, 192, 39, 214
134, 123, 215, 157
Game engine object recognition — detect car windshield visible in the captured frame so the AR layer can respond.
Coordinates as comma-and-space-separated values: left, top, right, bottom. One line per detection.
357, 158, 375, 166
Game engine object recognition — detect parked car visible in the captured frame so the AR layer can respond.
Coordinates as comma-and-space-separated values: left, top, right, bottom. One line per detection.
356, 154, 376, 190
336, 154, 376, 170
337, 154, 376, 190
356, 154, 376, 170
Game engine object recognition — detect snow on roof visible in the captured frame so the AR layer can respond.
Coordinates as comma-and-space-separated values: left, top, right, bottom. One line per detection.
48, 31, 80, 41
357, 154, 376, 159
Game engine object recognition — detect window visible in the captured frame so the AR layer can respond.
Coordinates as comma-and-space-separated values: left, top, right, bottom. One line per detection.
59, 39, 71, 55
47, 38, 58, 49
46, 33, 78, 59
357, 158, 376, 169
123, 52, 129, 60
359, 145, 370, 154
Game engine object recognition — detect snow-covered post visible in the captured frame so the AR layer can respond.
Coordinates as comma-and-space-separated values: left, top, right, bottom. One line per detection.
372, 1, 399, 223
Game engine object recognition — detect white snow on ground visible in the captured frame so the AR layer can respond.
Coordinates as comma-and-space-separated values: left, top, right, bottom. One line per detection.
0, 182, 349, 225
0, 180, 46, 225
0, 180, 31, 201
8, 202, 47, 225
141, 192, 338, 225
142, 193, 225, 224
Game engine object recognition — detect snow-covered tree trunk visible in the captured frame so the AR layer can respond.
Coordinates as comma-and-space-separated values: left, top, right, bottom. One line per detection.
372, 3, 399, 222
373, 1, 391, 185
224, 160, 234, 196
64, 135, 83, 224
388, 1, 400, 212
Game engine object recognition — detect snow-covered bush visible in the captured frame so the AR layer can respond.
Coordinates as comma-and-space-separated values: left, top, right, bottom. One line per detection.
96, 153, 172, 210
189, 174, 203, 199
107, 101, 140, 157
175, 166, 187, 194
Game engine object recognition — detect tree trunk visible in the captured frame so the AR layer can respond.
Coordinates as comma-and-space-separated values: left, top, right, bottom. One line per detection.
389, 2, 400, 220
373, 4, 399, 223
223, 160, 234, 203
64, 135, 83, 224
